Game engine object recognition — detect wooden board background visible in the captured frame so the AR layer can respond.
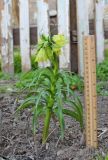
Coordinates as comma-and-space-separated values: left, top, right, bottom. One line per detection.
70, 0, 78, 73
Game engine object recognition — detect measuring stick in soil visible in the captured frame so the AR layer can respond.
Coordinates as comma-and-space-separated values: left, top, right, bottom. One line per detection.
84, 35, 98, 148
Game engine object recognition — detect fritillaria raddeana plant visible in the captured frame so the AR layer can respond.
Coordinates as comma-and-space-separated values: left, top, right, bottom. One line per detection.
16, 34, 83, 144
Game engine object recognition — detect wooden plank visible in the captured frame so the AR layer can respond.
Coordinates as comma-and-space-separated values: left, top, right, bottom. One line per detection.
70, 0, 78, 73
19, 0, 31, 72
76, 0, 89, 76
37, 0, 50, 67
88, 0, 94, 20
12, 0, 19, 26
84, 36, 98, 148
57, 0, 70, 69
0, 0, 14, 74
37, 0, 49, 38
95, 0, 104, 63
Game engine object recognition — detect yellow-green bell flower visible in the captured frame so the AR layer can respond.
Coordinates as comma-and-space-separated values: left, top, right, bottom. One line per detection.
53, 34, 67, 47
52, 45, 61, 55
38, 39, 43, 45
45, 47, 53, 60
35, 48, 48, 62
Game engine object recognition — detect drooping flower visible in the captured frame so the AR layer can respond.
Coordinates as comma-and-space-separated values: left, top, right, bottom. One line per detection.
52, 45, 61, 55
35, 48, 48, 62
35, 34, 68, 62
52, 34, 68, 48
45, 46, 53, 60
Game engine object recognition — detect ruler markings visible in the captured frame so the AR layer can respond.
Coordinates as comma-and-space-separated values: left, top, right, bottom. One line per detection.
84, 35, 98, 148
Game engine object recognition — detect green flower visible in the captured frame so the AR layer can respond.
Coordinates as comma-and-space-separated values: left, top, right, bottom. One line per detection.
53, 34, 67, 47
35, 48, 48, 62
35, 34, 68, 63
52, 45, 61, 55
45, 47, 53, 60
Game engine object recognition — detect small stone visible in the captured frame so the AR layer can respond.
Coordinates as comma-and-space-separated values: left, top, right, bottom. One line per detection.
57, 150, 64, 156
46, 143, 49, 150
27, 156, 34, 160
65, 136, 69, 141
7, 88, 13, 92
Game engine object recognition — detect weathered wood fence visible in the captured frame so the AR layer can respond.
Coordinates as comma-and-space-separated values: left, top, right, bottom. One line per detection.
0, 0, 105, 75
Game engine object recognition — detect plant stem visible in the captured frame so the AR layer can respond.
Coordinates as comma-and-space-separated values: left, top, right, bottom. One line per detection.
42, 108, 52, 144
42, 53, 58, 144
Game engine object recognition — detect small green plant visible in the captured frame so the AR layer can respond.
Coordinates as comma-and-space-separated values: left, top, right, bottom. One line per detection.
14, 49, 38, 73
14, 48, 22, 73
15, 71, 38, 89
0, 72, 11, 80
70, 73, 84, 92
97, 81, 108, 96
94, 154, 108, 160
104, 48, 108, 60
97, 60, 108, 81
0, 48, 38, 74
16, 34, 83, 144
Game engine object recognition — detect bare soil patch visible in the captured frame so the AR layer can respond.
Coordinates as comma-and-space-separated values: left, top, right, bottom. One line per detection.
0, 81, 108, 160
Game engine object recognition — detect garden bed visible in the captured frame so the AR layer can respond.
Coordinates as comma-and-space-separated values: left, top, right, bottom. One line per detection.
0, 80, 108, 160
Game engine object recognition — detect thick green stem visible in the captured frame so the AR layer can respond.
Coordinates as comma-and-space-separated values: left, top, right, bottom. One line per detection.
42, 108, 52, 144
42, 54, 59, 144
52, 53, 59, 75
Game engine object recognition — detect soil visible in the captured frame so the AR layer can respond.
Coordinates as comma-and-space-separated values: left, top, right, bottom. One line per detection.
0, 80, 108, 160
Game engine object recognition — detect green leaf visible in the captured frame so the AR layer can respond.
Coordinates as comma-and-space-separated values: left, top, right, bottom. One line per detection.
16, 96, 36, 113
63, 109, 80, 121
59, 71, 75, 97
56, 83, 65, 139
32, 92, 44, 134
65, 97, 83, 129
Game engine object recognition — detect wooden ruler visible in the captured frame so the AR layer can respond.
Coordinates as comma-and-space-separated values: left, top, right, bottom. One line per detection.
84, 35, 98, 148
